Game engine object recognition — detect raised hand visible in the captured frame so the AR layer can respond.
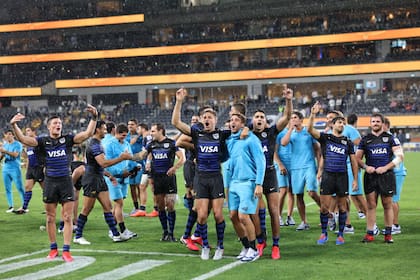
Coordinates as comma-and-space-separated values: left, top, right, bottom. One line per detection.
86, 104, 98, 118
311, 101, 321, 115
282, 84, 293, 100
176, 88, 187, 102
10, 113, 25, 125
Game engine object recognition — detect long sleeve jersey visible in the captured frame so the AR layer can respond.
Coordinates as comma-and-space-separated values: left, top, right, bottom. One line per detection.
225, 129, 266, 187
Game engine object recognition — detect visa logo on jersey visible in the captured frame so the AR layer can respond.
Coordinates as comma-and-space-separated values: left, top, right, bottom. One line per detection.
371, 148, 387, 154
154, 153, 168, 159
329, 146, 345, 155
199, 145, 219, 153
47, 150, 66, 157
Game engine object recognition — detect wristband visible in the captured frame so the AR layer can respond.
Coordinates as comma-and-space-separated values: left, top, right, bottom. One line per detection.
392, 156, 402, 167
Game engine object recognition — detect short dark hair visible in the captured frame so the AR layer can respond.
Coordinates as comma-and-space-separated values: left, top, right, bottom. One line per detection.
292, 111, 303, 119
153, 123, 166, 136
201, 108, 217, 117
371, 113, 385, 123
139, 123, 149, 131
231, 113, 246, 124
254, 109, 266, 116
106, 122, 115, 133
116, 123, 129, 134
347, 114, 358, 125
199, 105, 213, 116
47, 115, 60, 125
128, 118, 138, 125
332, 116, 345, 124
232, 102, 246, 115
327, 110, 344, 118
384, 117, 391, 127
95, 120, 106, 130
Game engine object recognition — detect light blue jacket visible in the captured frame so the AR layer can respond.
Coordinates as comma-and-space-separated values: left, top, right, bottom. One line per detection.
104, 137, 133, 182
225, 129, 266, 187
2, 140, 22, 170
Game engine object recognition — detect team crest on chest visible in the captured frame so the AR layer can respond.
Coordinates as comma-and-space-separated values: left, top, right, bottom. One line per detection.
164, 143, 170, 148
59, 137, 65, 144
341, 140, 347, 145
382, 137, 389, 142
213, 133, 219, 140
261, 132, 267, 138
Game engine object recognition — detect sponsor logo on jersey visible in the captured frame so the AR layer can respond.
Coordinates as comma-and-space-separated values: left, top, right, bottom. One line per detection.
199, 145, 219, 153
371, 148, 387, 154
47, 150, 66, 157
330, 145, 345, 154
154, 153, 168, 159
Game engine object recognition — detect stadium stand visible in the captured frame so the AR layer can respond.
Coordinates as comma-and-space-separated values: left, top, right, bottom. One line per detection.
0, 0, 419, 138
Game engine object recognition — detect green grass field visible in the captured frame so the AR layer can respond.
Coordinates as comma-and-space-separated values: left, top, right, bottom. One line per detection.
0, 153, 419, 279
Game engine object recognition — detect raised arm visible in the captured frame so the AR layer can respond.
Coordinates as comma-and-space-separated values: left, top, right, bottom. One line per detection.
308, 101, 321, 139
10, 114, 38, 147
74, 104, 98, 144
281, 121, 293, 146
176, 134, 194, 150
171, 88, 191, 135
276, 84, 293, 131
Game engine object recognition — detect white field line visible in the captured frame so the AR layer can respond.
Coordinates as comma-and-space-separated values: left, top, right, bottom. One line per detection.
0, 249, 239, 280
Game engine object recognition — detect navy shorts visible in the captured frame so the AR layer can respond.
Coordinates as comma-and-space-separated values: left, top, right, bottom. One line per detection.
26, 165, 44, 182
262, 167, 279, 194
183, 160, 196, 188
320, 171, 348, 197
152, 174, 177, 195
43, 175, 74, 204
364, 171, 396, 196
81, 172, 108, 198
193, 172, 225, 199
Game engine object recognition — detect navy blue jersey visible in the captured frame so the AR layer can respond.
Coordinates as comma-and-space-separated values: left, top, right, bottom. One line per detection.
142, 134, 153, 147
319, 132, 354, 173
27, 146, 43, 167
147, 137, 178, 174
85, 138, 104, 175
254, 126, 279, 169
185, 148, 195, 161
191, 126, 231, 172
358, 132, 400, 168
36, 134, 75, 177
